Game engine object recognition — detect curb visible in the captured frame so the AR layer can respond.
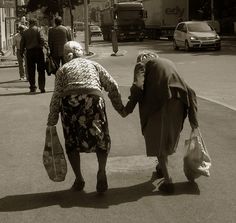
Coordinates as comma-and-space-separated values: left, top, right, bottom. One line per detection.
0, 64, 19, 68
0, 53, 96, 69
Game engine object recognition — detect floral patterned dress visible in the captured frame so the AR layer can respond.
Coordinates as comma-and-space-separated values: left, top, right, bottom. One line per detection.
61, 94, 111, 154
47, 57, 125, 154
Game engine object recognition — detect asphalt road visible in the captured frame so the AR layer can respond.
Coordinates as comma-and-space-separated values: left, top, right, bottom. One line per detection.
0, 40, 236, 223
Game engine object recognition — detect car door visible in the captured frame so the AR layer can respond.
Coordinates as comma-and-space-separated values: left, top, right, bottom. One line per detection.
174, 23, 184, 47
180, 24, 188, 47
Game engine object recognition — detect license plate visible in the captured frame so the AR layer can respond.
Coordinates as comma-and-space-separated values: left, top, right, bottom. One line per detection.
203, 41, 214, 44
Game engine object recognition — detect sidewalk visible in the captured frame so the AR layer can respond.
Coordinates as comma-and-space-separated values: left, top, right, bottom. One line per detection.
0, 50, 18, 68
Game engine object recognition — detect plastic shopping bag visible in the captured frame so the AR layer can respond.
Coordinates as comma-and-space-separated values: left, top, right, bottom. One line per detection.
183, 128, 211, 182
43, 126, 67, 182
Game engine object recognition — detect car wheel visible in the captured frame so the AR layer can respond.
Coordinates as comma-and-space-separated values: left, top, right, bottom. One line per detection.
185, 40, 191, 51
173, 40, 179, 50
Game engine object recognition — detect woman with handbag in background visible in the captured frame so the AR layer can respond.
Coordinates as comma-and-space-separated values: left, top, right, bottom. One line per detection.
47, 41, 126, 193
122, 51, 199, 194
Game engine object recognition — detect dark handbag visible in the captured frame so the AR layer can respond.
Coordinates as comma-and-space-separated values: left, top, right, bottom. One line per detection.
43, 126, 67, 182
45, 54, 59, 76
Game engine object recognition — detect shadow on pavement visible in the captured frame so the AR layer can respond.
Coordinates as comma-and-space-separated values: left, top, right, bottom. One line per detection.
0, 90, 54, 97
0, 80, 25, 84
0, 173, 200, 211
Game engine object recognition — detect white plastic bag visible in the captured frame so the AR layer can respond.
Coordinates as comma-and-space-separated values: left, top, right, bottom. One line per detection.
183, 128, 211, 182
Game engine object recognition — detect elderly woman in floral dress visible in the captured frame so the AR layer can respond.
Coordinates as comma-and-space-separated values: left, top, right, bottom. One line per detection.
47, 41, 126, 193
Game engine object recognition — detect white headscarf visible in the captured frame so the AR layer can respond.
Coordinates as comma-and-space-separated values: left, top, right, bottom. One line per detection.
136, 50, 159, 64
64, 41, 84, 62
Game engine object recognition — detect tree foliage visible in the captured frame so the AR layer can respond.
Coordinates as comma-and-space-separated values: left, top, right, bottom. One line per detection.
26, 0, 81, 16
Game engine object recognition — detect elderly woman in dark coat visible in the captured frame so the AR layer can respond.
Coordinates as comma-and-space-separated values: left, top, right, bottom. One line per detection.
47, 41, 126, 193
123, 51, 199, 193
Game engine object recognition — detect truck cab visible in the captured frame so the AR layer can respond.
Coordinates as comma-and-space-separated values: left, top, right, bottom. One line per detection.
100, 2, 146, 41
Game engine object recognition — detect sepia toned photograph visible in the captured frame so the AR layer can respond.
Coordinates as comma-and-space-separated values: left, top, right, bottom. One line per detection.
0, 0, 235, 222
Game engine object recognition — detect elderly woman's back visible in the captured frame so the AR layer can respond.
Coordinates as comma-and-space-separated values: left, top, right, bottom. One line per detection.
47, 41, 125, 193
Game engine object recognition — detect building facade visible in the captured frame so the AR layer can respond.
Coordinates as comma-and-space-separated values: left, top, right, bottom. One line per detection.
0, 0, 16, 54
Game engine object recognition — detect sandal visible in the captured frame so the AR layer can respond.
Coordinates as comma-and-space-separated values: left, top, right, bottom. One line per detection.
96, 171, 108, 193
158, 181, 174, 194
71, 179, 85, 191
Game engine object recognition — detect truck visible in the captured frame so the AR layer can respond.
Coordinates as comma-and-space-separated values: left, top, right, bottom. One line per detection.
100, 1, 146, 41
143, 0, 189, 39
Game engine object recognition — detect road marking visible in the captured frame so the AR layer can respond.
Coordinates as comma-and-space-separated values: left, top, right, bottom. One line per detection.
107, 155, 156, 173
92, 50, 128, 59
198, 95, 236, 111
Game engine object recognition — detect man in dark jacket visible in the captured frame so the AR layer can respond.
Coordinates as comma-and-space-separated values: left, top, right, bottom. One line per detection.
48, 16, 72, 67
20, 18, 47, 93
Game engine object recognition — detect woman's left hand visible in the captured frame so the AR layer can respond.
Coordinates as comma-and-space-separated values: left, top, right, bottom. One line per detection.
134, 73, 144, 90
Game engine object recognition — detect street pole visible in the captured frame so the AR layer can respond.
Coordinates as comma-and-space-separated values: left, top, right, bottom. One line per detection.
84, 0, 89, 55
211, 0, 214, 22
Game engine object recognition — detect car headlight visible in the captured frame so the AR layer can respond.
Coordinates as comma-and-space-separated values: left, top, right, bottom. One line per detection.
215, 34, 220, 39
190, 36, 198, 40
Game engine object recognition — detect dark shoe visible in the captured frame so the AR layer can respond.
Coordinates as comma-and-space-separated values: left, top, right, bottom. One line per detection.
158, 181, 174, 194
96, 171, 108, 193
71, 179, 85, 191
156, 164, 164, 179
40, 89, 46, 93
29, 89, 36, 93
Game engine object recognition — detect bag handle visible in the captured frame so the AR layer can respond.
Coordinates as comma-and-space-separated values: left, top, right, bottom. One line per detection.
49, 126, 59, 179
197, 128, 211, 158
189, 128, 206, 150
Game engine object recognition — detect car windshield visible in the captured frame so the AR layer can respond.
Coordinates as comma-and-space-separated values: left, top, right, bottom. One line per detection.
187, 23, 213, 32
118, 10, 142, 19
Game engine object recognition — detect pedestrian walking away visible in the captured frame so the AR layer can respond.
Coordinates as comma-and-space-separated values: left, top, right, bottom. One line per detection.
20, 18, 48, 93
12, 25, 28, 81
122, 51, 199, 194
47, 41, 126, 193
48, 16, 72, 68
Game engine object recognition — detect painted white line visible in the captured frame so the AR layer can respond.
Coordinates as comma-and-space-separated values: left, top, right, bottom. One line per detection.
107, 155, 156, 173
198, 95, 236, 111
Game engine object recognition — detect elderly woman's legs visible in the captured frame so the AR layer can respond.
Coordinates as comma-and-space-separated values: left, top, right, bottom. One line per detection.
96, 151, 108, 193
67, 149, 85, 191
157, 155, 174, 193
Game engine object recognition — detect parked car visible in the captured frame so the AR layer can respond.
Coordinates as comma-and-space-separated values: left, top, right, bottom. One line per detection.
173, 21, 221, 51
89, 25, 102, 37
74, 21, 84, 31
